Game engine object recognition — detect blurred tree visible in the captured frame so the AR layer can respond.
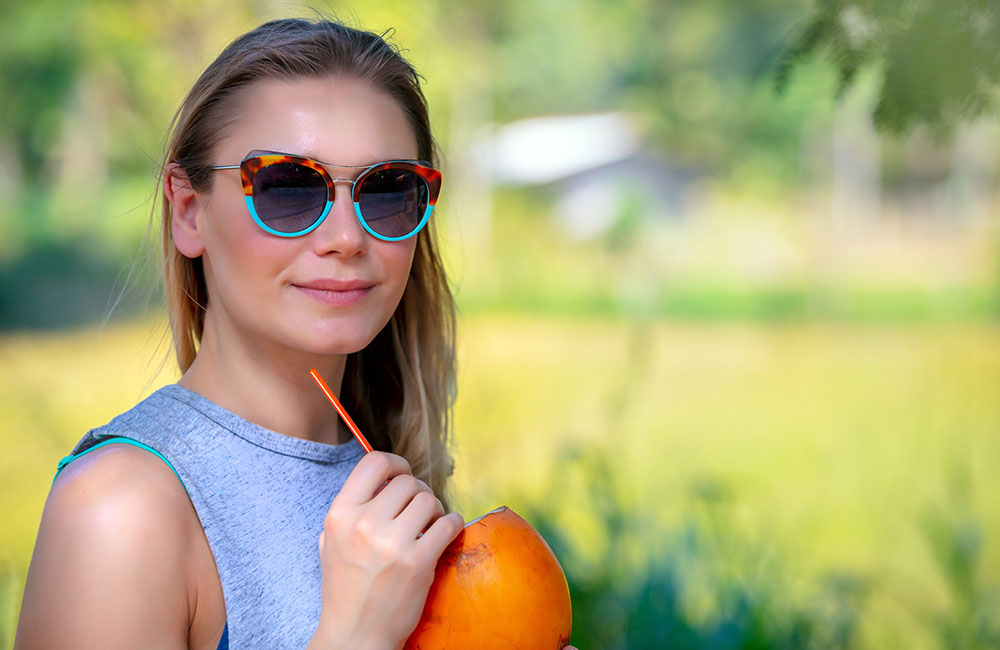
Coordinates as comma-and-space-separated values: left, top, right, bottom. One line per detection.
0, 0, 262, 327
431, 0, 827, 184
776, 0, 1000, 134
0, 0, 85, 192
0, 0, 261, 236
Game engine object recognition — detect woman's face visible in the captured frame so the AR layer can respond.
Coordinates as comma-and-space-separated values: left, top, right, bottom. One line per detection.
191, 76, 420, 356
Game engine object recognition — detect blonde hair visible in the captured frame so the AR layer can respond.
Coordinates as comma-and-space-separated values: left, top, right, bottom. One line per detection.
160, 18, 456, 506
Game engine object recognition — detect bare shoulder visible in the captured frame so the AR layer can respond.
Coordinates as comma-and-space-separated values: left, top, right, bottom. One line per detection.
15, 444, 199, 649
47, 443, 199, 550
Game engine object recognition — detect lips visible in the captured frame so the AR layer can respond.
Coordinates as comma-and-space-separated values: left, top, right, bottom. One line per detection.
293, 279, 375, 305
295, 279, 375, 292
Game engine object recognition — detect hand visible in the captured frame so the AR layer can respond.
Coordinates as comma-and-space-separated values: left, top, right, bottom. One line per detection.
308, 452, 464, 650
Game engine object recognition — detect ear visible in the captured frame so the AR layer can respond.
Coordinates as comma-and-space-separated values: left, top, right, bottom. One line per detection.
164, 163, 206, 259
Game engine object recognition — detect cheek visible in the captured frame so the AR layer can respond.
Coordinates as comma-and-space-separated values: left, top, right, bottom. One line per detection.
202, 193, 293, 289
382, 241, 419, 292
211, 188, 252, 237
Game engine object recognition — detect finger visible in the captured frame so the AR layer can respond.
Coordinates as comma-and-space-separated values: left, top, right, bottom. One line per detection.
413, 511, 464, 562
370, 474, 432, 520
392, 490, 445, 539
337, 452, 412, 504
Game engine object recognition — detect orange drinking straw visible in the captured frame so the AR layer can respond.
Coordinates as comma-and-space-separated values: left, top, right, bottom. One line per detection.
309, 367, 374, 453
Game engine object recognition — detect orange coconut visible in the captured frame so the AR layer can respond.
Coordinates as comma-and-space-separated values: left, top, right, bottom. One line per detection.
404, 506, 572, 650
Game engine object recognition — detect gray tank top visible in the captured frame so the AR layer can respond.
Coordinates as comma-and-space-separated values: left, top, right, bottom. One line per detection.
62, 383, 366, 648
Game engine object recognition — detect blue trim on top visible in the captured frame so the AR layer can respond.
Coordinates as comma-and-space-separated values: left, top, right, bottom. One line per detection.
217, 621, 229, 650
54, 436, 187, 493
54, 438, 231, 647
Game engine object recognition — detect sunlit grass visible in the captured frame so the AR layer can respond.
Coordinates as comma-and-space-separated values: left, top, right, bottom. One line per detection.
449, 315, 1000, 647
2, 315, 999, 647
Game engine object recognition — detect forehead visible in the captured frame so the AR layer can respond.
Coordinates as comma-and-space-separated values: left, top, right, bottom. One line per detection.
216, 76, 419, 166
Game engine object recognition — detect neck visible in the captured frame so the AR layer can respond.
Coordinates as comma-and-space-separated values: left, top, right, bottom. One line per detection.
178, 309, 352, 445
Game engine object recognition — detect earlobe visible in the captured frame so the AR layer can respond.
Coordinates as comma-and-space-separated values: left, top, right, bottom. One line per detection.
164, 163, 206, 259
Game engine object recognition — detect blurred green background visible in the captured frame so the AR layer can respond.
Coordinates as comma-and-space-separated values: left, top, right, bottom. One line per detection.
2, 1, 999, 648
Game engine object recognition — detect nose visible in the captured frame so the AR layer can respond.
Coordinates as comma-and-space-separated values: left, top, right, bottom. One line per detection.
310, 179, 367, 257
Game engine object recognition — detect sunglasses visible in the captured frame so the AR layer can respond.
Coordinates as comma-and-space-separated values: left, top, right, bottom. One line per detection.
210, 151, 442, 240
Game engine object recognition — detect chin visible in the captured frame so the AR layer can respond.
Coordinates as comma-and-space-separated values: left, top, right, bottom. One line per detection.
294, 324, 381, 356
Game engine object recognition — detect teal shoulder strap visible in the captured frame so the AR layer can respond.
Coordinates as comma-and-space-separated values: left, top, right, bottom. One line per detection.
54, 437, 188, 494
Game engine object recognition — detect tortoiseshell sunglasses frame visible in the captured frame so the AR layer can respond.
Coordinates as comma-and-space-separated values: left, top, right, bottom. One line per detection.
211, 151, 442, 241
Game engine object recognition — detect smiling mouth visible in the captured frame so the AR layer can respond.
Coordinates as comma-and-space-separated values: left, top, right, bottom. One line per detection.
293, 284, 374, 306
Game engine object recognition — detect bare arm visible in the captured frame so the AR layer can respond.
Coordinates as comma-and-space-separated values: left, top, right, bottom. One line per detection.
15, 445, 200, 650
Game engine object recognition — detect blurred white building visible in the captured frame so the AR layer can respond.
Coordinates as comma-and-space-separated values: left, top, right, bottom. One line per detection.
467, 112, 698, 241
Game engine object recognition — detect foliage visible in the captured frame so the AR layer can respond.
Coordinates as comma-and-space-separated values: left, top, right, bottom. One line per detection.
919, 466, 1000, 650
0, 237, 157, 330
449, 191, 1000, 324
521, 445, 865, 650
516, 442, 1000, 649
448, 314, 1000, 648
776, 0, 1000, 134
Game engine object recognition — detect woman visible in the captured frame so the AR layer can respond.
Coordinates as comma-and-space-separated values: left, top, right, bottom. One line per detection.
15, 17, 576, 650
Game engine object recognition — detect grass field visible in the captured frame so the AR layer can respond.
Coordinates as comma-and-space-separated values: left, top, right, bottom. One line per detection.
3, 314, 1000, 647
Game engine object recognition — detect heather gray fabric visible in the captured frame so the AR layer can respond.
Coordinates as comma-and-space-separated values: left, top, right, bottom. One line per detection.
64, 383, 366, 648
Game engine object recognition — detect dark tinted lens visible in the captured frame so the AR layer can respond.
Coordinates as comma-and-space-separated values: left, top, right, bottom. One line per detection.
358, 168, 428, 238
252, 162, 327, 233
